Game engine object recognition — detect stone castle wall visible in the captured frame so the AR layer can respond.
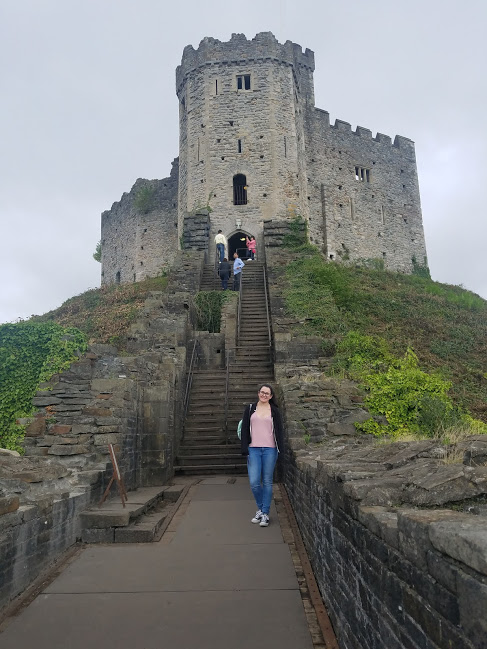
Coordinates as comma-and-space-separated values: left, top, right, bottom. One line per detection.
101, 31, 428, 285
176, 32, 313, 252
101, 159, 179, 285
305, 110, 427, 271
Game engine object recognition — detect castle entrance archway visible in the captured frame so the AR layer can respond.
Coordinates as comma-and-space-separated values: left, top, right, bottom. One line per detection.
227, 231, 248, 259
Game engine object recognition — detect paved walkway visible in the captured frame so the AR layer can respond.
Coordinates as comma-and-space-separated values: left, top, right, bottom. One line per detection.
0, 477, 320, 649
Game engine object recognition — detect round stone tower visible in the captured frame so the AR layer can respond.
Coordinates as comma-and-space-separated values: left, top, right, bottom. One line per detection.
176, 32, 315, 254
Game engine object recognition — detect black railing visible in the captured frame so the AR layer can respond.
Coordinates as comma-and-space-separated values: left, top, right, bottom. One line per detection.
263, 265, 272, 350
182, 340, 199, 438
237, 266, 243, 343
224, 348, 234, 444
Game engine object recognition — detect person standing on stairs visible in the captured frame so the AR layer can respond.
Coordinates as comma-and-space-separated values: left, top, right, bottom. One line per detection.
214, 230, 227, 263
240, 384, 284, 527
246, 235, 256, 260
232, 251, 245, 291
218, 257, 231, 290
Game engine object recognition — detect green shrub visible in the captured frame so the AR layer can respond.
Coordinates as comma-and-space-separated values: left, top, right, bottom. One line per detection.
0, 321, 87, 451
193, 291, 229, 333
134, 184, 156, 214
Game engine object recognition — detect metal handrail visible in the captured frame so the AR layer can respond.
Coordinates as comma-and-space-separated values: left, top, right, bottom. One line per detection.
237, 264, 243, 344
182, 340, 198, 435
224, 349, 232, 444
263, 265, 272, 348
214, 248, 220, 278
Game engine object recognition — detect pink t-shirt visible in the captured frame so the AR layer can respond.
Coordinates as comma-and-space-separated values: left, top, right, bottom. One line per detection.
249, 411, 275, 448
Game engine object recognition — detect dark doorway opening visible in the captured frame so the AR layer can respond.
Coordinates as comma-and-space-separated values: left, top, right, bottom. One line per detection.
227, 231, 248, 259
233, 174, 247, 205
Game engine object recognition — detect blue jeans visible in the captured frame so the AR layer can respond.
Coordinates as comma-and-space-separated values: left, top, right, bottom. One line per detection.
233, 272, 241, 291
247, 447, 278, 515
216, 243, 224, 262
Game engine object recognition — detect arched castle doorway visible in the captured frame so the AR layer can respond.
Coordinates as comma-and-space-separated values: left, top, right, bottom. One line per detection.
227, 231, 248, 259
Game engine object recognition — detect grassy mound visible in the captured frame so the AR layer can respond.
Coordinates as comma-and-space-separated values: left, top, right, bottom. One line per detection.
34, 275, 168, 347
282, 248, 487, 428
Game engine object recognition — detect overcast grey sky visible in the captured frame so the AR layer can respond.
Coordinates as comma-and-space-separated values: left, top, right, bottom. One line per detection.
1, 0, 486, 324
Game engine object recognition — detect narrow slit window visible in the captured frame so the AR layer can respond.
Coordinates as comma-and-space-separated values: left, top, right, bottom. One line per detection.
237, 74, 251, 90
238, 139, 242, 153
215, 80, 218, 95
284, 136, 287, 158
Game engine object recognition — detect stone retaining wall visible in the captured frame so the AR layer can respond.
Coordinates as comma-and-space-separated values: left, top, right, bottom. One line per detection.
0, 251, 205, 613
265, 238, 487, 649
285, 442, 486, 649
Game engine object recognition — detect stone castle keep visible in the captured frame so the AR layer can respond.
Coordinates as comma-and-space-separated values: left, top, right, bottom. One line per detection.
101, 31, 427, 284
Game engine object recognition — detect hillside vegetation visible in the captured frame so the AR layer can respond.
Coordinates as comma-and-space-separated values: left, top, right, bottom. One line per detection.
282, 246, 487, 436
0, 276, 168, 450
34, 275, 168, 346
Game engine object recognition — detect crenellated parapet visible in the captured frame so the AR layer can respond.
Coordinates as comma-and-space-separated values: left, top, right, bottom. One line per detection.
313, 109, 415, 152
176, 31, 314, 92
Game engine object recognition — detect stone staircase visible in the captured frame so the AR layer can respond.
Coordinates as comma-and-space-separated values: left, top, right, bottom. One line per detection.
80, 485, 185, 543
176, 260, 274, 475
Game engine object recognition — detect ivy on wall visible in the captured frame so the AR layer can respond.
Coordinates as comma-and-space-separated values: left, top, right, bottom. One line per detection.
0, 321, 87, 451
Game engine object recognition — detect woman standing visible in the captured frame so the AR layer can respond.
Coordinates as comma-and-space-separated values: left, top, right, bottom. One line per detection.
240, 384, 284, 527
246, 235, 256, 260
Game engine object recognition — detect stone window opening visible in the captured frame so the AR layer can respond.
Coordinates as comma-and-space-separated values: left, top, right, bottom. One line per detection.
238, 139, 242, 153
115, 271, 121, 284
237, 74, 251, 90
229, 121, 234, 126
215, 80, 218, 95
355, 166, 370, 182
284, 136, 287, 158
233, 174, 248, 205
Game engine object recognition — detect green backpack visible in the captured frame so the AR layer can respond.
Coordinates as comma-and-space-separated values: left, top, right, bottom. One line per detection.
237, 404, 252, 440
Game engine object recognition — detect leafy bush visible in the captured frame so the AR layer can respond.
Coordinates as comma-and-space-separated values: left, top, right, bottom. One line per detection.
93, 240, 102, 263
0, 321, 87, 451
411, 255, 431, 279
134, 184, 156, 214
193, 291, 229, 333
335, 332, 485, 439
282, 215, 309, 249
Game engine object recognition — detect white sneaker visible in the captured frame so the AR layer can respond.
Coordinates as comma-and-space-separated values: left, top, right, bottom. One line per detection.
251, 510, 263, 524
259, 514, 270, 527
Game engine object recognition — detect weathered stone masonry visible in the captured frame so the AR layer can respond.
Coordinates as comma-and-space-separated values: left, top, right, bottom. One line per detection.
264, 235, 487, 649
0, 251, 206, 613
101, 159, 179, 286
102, 31, 427, 284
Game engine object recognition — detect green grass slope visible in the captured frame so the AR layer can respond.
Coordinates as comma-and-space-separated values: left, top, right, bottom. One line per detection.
282, 248, 487, 426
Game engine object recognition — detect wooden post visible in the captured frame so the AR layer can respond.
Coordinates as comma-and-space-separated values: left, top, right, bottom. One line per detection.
98, 444, 128, 508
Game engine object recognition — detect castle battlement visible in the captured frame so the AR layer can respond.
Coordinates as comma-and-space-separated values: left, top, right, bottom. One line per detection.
176, 31, 314, 89
314, 109, 414, 152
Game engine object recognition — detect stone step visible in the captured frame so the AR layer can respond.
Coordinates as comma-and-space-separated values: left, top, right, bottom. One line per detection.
80, 485, 184, 543
178, 444, 240, 454
177, 454, 243, 466
174, 463, 247, 475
